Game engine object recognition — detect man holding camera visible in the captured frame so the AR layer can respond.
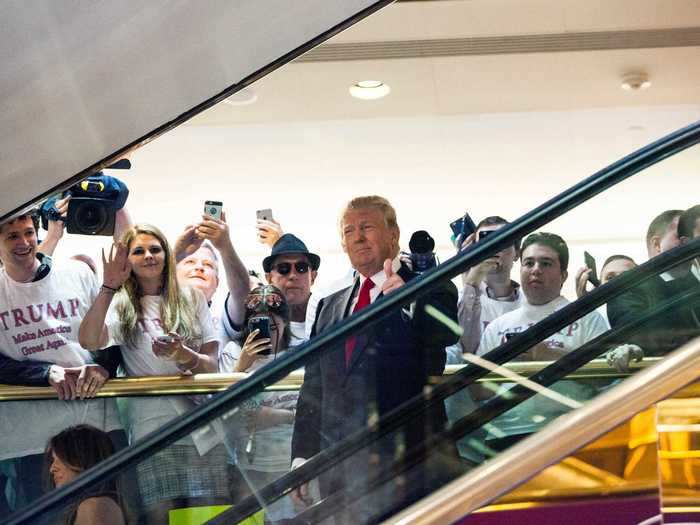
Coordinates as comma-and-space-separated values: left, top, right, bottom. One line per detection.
291, 195, 459, 523
0, 212, 121, 507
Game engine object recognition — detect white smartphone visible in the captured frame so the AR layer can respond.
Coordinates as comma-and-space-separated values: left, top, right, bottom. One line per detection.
204, 200, 223, 220
256, 208, 273, 222
156, 335, 174, 344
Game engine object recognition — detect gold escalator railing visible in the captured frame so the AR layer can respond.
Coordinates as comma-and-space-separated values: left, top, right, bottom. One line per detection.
384, 336, 700, 525
2, 356, 695, 517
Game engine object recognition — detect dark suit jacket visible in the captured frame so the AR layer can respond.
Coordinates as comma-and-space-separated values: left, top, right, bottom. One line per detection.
607, 272, 700, 356
291, 264, 459, 504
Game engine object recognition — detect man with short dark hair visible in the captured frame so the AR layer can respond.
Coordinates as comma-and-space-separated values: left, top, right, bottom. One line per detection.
646, 209, 683, 258
0, 213, 121, 508
477, 232, 608, 446
600, 255, 637, 284
479, 232, 608, 359
608, 205, 700, 356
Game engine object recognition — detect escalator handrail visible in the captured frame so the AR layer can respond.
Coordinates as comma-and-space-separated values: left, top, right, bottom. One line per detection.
384, 335, 700, 525
8, 120, 700, 524
289, 285, 700, 524
212, 238, 700, 524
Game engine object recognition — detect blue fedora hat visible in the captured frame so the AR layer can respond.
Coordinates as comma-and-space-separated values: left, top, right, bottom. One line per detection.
262, 233, 321, 272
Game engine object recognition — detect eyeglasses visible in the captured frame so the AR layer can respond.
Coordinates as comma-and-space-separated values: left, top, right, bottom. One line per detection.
272, 262, 310, 275
245, 288, 286, 311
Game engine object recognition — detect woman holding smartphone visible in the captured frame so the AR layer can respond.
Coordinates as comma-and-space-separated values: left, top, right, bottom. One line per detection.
79, 224, 227, 524
221, 284, 298, 522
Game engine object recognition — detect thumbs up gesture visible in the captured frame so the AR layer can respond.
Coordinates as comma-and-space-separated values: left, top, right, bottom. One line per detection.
381, 258, 405, 295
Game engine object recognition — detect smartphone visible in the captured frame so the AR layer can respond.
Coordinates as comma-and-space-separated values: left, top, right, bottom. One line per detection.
204, 200, 223, 220
256, 208, 274, 222
449, 217, 464, 238
248, 316, 272, 355
584, 251, 600, 287
450, 212, 477, 243
156, 335, 174, 344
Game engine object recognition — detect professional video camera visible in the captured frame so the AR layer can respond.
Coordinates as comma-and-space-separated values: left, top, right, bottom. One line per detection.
408, 230, 438, 273
40, 161, 130, 236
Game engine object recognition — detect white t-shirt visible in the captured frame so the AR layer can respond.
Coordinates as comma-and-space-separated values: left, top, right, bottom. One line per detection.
105, 293, 216, 377
478, 296, 609, 356
0, 259, 98, 366
477, 295, 609, 437
105, 292, 218, 451
0, 260, 121, 460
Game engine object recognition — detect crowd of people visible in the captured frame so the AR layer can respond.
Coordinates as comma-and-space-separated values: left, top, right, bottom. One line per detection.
0, 185, 699, 524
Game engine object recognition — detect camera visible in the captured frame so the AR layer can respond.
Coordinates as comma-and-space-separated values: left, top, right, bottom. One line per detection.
408, 230, 437, 273
66, 173, 129, 236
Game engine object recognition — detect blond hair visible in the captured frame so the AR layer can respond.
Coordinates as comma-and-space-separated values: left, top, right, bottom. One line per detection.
114, 224, 202, 348
338, 195, 399, 233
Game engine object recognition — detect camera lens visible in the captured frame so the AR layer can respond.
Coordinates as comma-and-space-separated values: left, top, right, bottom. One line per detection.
75, 202, 108, 234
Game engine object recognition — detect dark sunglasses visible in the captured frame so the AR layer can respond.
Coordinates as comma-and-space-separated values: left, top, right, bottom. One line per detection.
272, 262, 310, 275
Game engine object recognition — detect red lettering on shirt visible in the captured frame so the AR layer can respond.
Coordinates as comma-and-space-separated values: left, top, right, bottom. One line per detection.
11, 308, 29, 327
46, 301, 67, 319
28, 304, 44, 323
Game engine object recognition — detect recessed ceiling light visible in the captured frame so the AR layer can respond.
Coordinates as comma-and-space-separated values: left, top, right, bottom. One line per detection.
223, 87, 258, 106
349, 80, 390, 100
621, 72, 651, 91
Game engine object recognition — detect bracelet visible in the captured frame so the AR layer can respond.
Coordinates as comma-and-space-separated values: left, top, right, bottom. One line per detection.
101, 284, 118, 294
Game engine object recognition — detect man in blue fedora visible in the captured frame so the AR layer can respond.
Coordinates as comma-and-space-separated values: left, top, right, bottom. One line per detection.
262, 234, 321, 346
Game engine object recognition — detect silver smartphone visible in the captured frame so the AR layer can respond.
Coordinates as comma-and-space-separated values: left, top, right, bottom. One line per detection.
256, 208, 273, 222
204, 200, 223, 220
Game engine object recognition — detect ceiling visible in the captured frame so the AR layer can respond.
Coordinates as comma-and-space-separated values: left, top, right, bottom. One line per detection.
188, 0, 700, 125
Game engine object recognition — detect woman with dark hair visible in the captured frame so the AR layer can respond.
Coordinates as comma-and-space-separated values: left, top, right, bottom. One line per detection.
221, 284, 298, 522
46, 425, 125, 525
79, 224, 227, 524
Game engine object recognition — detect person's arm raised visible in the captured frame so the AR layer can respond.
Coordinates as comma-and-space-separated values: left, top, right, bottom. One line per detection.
197, 211, 249, 327
79, 243, 131, 350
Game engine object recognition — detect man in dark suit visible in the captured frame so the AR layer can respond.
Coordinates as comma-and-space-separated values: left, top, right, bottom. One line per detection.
608, 205, 700, 357
290, 195, 459, 523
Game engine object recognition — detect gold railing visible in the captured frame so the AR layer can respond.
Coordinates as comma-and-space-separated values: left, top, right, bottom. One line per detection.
0, 357, 660, 401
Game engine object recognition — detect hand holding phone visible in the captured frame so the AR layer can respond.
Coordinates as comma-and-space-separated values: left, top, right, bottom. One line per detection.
256, 208, 274, 222
204, 200, 223, 220
248, 316, 272, 356
584, 251, 600, 287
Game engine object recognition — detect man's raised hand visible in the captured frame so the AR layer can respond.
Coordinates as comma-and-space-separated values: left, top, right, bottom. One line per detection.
381, 258, 405, 295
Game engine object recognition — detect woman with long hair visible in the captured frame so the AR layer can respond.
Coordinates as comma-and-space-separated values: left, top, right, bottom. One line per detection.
79, 224, 227, 524
46, 425, 125, 525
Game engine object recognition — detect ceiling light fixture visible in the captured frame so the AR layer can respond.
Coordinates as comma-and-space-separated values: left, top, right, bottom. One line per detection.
349, 80, 390, 100
223, 87, 258, 106
621, 72, 651, 91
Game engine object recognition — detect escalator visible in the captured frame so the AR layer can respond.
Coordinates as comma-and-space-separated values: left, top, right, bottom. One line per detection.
4, 121, 700, 524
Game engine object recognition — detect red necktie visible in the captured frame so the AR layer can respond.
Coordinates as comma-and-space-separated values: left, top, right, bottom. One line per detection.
345, 278, 375, 367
